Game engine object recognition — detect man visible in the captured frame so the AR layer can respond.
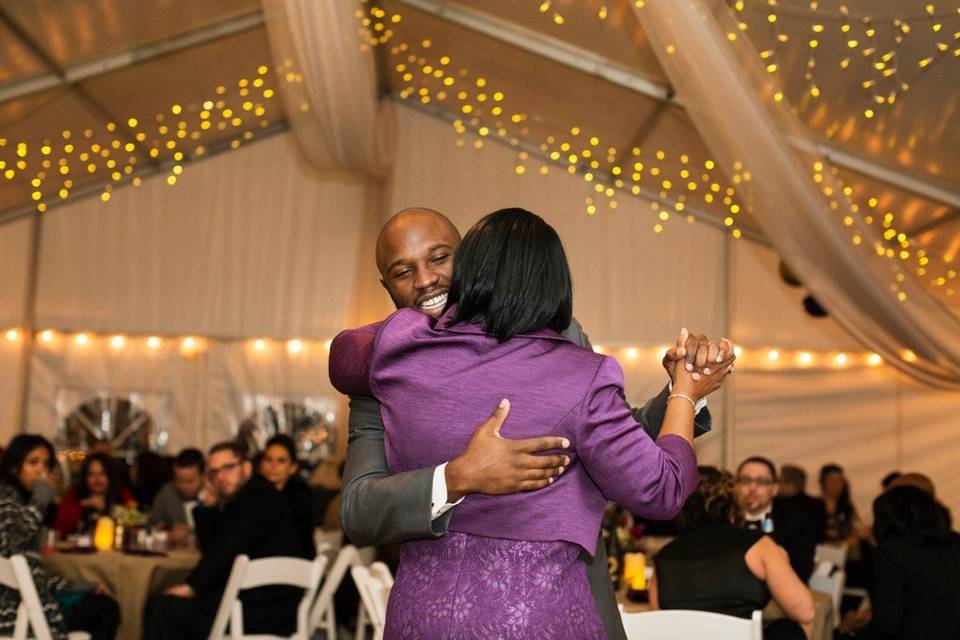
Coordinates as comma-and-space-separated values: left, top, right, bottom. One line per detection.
145, 442, 303, 640
779, 464, 827, 542
147, 447, 205, 545
340, 207, 733, 639
737, 456, 817, 581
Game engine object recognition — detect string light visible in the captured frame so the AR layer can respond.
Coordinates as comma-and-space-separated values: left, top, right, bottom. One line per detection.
74, 333, 89, 346
361, 2, 747, 239
727, 0, 960, 116
110, 335, 126, 349
4, 329, 17, 342
286, 339, 304, 354
253, 339, 267, 351
0, 66, 278, 214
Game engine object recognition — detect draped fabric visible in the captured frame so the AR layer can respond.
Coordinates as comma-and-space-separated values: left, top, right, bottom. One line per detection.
1, 104, 959, 518
262, 0, 395, 178
631, 0, 960, 389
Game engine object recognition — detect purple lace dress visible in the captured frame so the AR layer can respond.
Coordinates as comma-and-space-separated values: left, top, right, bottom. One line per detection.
385, 533, 604, 639
330, 308, 699, 640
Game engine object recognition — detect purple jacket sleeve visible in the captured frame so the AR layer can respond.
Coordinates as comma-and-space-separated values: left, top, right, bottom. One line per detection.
574, 357, 699, 521
328, 321, 383, 397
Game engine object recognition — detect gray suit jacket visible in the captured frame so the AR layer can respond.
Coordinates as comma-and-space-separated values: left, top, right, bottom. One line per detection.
339, 319, 711, 640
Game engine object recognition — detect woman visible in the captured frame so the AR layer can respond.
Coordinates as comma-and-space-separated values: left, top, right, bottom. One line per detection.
818, 463, 858, 544
330, 208, 725, 638
651, 467, 814, 639
0, 434, 120, 640
259, 434, 315, 558
839, 486, 960, 638
54, 452, 135, 536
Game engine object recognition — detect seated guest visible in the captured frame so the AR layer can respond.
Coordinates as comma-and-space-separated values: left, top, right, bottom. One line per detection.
54, 453, 134, 535
0, 434, 120, 640
839, 485, 960, 638
779, 464, 827, 542
259, 435, 315, 558
130, 451, 169, 510
652, 467, 814, 640
817, 463, 860, 544
879, 470, 901, 491
147, 448, 205, 545
887, 472, 935, 495
736, 456, 817, 581
145, 441, 303, 640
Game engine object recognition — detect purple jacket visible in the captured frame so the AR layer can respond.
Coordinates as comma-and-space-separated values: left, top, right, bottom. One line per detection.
329, 307, 698, 554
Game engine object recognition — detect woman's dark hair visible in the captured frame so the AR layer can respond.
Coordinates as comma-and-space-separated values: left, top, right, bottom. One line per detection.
0, 434, 56, 493
820, 463, 856, 518
76, 452, 126, 505
448, 208, 573, 342
677, 466, 739, 530
264, 434, 299, 464
873, 485, 953, 547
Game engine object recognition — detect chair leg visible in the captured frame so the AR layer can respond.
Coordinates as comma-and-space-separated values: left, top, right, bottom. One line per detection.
354, 606, 368, 640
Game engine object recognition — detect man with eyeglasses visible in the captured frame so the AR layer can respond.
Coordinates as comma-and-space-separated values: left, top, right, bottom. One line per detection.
145, 441, 304, 640
736, 456, 817, 581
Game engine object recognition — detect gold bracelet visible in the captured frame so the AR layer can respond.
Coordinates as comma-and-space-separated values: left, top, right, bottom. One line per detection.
668, 393, 697, 411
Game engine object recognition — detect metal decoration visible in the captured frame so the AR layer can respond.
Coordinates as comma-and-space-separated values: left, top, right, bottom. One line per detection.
234, 394, 338, 470
56, 388, 171, 459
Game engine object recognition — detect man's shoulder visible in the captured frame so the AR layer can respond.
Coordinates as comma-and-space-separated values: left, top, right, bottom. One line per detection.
773, 497, 815, 528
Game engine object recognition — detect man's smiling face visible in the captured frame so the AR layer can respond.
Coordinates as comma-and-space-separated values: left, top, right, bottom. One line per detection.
376, 208, 461, 319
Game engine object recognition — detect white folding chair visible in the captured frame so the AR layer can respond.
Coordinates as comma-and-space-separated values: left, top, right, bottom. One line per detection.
350, 565, 392, 640
814, 543, 847, 569
809, 561, 845, 628
620, 608, 763, 640
307, 545, 363, 640
208, 554, 327, 640
0, 554, 90, 640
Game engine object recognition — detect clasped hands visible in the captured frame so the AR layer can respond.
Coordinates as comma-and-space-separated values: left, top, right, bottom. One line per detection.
444, 329, 736, 502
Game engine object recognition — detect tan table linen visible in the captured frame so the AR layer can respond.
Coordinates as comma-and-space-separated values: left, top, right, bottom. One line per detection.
44, 549, 199, 640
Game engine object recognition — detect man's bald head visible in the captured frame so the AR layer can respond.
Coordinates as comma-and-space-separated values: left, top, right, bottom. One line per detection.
376, 208, 461, 275
376, 207, 462, 318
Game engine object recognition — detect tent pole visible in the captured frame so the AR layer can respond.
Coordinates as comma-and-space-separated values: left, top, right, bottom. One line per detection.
15, 210, 43, 432
722, 233, 735, 469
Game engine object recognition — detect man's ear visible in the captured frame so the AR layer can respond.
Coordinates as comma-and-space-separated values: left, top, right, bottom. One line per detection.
379, 278, 388, 293
771, 483, 780, 498
242, 460, 253, 478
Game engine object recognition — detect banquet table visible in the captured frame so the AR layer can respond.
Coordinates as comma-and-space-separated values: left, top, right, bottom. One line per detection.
43, 549, 200, 640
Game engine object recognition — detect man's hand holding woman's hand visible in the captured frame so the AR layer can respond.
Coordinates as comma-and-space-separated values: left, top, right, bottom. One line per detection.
666, 328, 736, 401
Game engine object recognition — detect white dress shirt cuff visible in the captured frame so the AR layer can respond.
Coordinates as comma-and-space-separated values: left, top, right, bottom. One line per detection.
668, 381, 708, 415
431, 462, 465, 520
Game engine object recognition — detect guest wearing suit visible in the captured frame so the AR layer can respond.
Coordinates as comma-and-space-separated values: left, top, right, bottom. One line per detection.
331, 208, 733, 638
336, 207, 730, 639
144, 441, 303, 640
779, 464, 827, 541
838, 485, 960, 638
736, 456, 818, 581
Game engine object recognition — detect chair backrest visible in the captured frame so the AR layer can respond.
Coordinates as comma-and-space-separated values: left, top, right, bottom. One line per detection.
207, 554, 327, 640
620, 609, 763, 640
308, 545, 363, 636
809, 562, 845, 628
814, 543, 847, 569
0, 554, 53, 640
351, 565, 391, 639
208, 555, 249, 640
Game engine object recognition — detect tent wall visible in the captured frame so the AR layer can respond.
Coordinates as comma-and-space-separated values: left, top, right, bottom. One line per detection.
3, 103, 958, 519
0, 219, 30, 439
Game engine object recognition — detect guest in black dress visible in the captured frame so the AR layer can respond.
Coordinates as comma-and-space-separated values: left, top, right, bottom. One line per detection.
839, 485, 960, 638
652, 467, 814, 640
260, 434, 315, 558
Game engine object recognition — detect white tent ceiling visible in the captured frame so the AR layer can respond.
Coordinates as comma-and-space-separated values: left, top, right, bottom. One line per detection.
0, 0, 956, 291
